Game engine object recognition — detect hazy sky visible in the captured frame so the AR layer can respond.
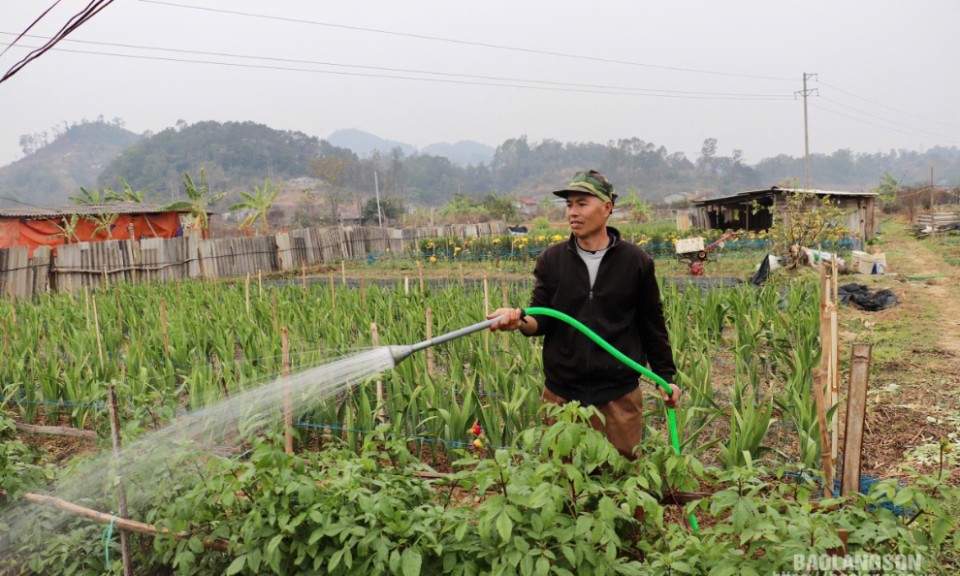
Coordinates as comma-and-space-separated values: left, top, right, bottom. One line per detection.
1, 0, 958, 168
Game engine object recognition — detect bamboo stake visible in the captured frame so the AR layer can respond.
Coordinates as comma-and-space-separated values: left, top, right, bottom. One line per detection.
258, 269, 263, 298
281, 327, 293, 455
6, 491, 229, 552
245, 274, 251, 318
160, 298, 170, 357
812, 368, 834, 496
483, 274, 490, 353
15, 422, 97, 439
425, 307, 435, 377
404, 276, 409, 296
329, 272, 336, 311
360, 276, 367, 312
84, 286, 90, 330
101, 264, 107, 291
459, 263, 464, 287
301, 264, 307, 295
107, 383, 133, 576
371, 323, 387, 423
271, 291, 280, 336
92, 296, 104, 366
114, 282, 123, 334
417, 260, 425, 298
341, 260, 346, 285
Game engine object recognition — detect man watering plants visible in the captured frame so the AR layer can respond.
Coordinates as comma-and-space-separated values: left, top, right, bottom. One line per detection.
489, 169, 680, 460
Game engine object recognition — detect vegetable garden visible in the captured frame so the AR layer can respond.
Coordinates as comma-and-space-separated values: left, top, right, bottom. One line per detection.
1, 231, 959, 574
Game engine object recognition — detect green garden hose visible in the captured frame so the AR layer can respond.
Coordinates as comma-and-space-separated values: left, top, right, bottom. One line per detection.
523, 306, 700, 532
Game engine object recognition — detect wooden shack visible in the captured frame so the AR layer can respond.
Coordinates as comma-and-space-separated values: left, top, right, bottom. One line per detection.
690, 186, 878, 240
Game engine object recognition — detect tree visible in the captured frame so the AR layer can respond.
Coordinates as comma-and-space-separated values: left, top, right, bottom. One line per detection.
310, 157, 351, 224
229, 178, 280, 235
618, 191, 653, 223
362, 196, 404, 225
163, 168, 227, 237
757, 188, 849, 269
69, 185, 123, 238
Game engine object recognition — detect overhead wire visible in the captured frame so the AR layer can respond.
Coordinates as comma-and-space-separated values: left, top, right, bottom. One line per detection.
0, 0, 118, 85
135, 0, 796, 83
818, 96, 960, 142
0, 0, 64, 60
809, 102, 960, 146
818, 78, 960, 131
0, 40, 796, 101
0, 32, 795, 100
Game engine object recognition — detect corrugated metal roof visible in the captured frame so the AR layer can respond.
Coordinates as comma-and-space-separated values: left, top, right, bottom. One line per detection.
0, 202, 195, 219
694, 186, 877, 206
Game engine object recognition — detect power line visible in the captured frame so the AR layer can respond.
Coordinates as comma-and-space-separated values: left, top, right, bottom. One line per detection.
817, 78, 960, 131
0, 41, 797, 101
0, 0, 117, 85
0, 0, 64, 60
810, 103, 960, 146
0, 32, 795, 100
819, 95, 959, 142
136, 0, 797, 83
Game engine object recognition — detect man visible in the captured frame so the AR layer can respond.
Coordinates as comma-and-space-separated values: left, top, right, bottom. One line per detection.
489, 169, 680, 460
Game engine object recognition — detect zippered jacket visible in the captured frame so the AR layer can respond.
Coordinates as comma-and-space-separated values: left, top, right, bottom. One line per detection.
527, 227, 676, 405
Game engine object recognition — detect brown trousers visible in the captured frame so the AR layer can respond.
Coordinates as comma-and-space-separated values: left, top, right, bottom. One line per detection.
541, 386, 645, 460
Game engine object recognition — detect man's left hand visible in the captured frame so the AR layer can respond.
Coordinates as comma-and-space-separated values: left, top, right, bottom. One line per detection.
659, 383, 681, 409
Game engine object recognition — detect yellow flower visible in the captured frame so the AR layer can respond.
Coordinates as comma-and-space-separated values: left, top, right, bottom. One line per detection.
492, 238, 501, 244
537, 235, 546, 242
429, 255, 437, 264
551, 234, 563, 242
454, 246, 462, 252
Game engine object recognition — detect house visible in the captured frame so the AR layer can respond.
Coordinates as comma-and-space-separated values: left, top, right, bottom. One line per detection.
0, 202, 192, 256
691, 186, 878, 240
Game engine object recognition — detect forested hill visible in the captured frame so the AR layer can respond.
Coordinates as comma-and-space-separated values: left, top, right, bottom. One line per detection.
0, 121, 140, 207
97, 121, 322, 201
3, 118, 959, 208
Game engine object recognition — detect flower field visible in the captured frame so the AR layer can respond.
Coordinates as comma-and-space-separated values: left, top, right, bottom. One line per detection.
2, 252, 958, 574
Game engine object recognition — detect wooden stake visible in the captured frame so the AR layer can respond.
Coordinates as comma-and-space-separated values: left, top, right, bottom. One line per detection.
483, 274, 490, 353
281, 327, 293, 455
371, 323, 387, 423
92, 296, 104, 366
341, 260, 346, 285
425, 307, 435, 377
812, 368, 834, 496
160, 298, 170, 357
15, 422, 97, 439
107, 383, 133, 576
245, 274, 251, 317
101, 264, 108, 291
459, 263, 464, 287
360, 276, 367, 312
417, 260, 424, 298
841, 344, 872, 498
404, 276, 409, 296
271, 291, 279, 336
329, 272, 336, 311
301, 264, 307, 295
10, 491, 228, 552
258, 269, 263, 298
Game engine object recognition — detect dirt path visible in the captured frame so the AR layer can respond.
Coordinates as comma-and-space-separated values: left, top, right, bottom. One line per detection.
841, 218, 960, 480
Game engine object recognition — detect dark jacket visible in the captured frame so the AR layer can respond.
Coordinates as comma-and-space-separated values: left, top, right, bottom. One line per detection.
528, 227, 676, 405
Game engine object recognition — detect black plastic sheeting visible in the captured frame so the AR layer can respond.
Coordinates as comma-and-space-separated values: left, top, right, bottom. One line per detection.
838, 283, 898, 311
750, 254, 771, 286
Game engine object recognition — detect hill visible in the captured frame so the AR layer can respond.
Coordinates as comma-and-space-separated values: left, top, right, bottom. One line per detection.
98, 121, 321, 202
327, 128, 415, 159
0, 121, 140, 207
421, 140, 495, 167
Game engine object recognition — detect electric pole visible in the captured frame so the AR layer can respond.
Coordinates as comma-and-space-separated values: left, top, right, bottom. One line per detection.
797, 72, 818, 190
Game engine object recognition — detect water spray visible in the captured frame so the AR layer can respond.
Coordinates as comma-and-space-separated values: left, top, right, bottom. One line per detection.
388, 306, 699, 531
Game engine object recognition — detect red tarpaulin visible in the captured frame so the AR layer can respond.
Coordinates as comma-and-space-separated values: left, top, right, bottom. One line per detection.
1, 212, 182, 256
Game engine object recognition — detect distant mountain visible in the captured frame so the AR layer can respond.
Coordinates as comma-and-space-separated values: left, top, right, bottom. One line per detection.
0, 121, 140, 207
422, 140, 494, 167
327, 129, 415, 158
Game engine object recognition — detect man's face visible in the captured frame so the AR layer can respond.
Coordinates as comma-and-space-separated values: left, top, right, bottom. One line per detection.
565, 192, 611, 239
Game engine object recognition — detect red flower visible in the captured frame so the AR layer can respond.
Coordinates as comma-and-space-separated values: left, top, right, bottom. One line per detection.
471, 420, 482, 436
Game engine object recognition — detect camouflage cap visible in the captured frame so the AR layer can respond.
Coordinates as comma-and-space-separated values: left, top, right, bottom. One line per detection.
553, 169, 617, 204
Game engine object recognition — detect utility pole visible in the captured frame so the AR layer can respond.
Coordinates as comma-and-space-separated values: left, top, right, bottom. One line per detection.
797, 72, 818, 190
374, 170, 383, 228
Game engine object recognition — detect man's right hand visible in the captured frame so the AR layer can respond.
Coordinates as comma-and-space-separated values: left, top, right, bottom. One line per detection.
488, 307, 525, 332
